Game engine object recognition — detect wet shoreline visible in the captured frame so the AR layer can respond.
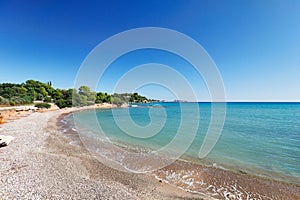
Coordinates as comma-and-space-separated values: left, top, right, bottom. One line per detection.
59, 112, 300, 199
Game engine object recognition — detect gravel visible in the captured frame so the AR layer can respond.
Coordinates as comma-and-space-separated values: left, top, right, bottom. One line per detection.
0, 110, 203, 200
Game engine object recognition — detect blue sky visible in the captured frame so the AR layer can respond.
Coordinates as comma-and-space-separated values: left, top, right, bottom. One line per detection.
0, 0, 299, 101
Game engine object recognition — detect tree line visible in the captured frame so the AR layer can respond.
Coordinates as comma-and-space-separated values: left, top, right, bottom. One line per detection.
0, 80, 154, 108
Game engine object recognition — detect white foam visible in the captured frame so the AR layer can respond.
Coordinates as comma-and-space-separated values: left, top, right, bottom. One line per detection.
60, 119, 67, 124
71, 127, 78, 132
69, 140, 80, 146
212, 162, 228, 170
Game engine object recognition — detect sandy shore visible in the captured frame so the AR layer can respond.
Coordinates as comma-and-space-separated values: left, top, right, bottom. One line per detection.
0, 108, 209, 199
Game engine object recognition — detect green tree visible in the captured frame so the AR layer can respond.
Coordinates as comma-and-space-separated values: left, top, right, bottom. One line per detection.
129, 92, 147, 103
111, 96, 122, 105
0, 80, 154, 107
78, 86, 96, 102
51, 89, 63, 100
96, 92, 111, 103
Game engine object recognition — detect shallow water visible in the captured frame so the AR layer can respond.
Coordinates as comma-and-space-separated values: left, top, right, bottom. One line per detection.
69, 102, 300, 185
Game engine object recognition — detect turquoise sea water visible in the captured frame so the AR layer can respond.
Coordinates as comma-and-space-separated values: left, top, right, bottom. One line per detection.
71, 102, 300, 184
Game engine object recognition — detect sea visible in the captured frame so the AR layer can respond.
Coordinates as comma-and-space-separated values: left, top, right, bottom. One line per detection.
62, 102, 300, 198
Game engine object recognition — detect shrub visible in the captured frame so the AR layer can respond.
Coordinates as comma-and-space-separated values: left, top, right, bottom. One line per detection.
54, 99, 70, 108
35, 103, 51, 109
0, 96, 9, 105
9, 101, 16, 106
44, 96, 52, 103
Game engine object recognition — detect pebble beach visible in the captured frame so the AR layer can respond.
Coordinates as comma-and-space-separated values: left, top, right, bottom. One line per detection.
0, 108, 208, 200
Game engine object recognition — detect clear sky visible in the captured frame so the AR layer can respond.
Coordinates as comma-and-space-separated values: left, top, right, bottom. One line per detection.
0, 0, 299, 101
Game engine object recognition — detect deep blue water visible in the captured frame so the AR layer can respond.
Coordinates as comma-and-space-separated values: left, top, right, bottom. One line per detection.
71, 102, 300, 183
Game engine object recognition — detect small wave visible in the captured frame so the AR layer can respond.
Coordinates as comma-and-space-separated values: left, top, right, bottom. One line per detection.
212, 163, 228, 170
60, 119, 67, 124
69, 140, 81, 146
71, 127, 78, 132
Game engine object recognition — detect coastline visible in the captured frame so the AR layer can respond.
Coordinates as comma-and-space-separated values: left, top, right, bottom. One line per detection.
0, 107, 208, 199
154, 159, 300, 199
64, 107, 300, 199
1, 106, 299, 199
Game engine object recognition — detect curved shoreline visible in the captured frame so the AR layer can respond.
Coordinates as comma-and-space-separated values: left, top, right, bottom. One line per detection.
63, 109, 300, 199
0, 108, 299, 199
0, 108, 208, 199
